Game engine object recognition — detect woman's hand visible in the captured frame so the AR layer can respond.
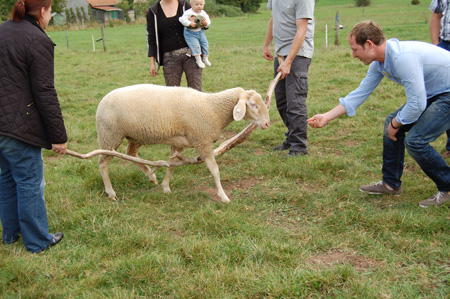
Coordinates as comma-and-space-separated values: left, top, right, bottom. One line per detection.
52, 143, 67, 155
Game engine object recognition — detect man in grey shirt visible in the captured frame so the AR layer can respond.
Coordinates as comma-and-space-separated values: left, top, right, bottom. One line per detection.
263, 0, 315, 157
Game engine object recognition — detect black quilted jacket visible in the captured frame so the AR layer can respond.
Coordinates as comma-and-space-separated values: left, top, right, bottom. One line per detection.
0, 16, 67, 150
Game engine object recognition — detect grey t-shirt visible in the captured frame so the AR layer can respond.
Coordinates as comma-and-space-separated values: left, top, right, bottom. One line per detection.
268, 0, 315, 58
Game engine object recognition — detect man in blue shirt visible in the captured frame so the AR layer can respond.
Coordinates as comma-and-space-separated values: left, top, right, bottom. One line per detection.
307, 20, 450, 208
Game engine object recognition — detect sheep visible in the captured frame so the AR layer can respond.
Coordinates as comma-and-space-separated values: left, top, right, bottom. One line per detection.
95, 84, 270, 203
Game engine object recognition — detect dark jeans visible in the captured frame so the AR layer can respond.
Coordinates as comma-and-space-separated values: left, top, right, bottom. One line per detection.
163, 47, 203, 91
437, 39, 450, 151
382, 93, 450, 192
274, 56, 311, 152
0, 136, 53, 252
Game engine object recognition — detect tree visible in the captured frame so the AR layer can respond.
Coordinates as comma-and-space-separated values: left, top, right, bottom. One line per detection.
80, 6, 88, 24
76, 7, 82, 23
53, 0, 67, 14
0, 0, 15, 21
69, 7, 76, 24
354, 0, 371, 7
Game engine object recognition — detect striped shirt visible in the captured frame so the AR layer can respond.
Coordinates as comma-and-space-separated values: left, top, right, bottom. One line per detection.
430, 0, 450, 41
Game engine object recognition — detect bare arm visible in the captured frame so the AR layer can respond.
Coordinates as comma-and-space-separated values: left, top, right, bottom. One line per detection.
277, 18, 309, 80
149, 56, 157, 77
307, 104, 347, 128
262, 16, 274, 61
430, 12, 443, 45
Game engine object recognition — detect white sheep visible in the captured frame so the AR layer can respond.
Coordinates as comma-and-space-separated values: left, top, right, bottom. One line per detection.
95, 84, 270, 202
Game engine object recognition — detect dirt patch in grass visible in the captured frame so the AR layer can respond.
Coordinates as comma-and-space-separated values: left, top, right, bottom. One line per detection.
307, 249, 383, 271
198, 176, 264, 200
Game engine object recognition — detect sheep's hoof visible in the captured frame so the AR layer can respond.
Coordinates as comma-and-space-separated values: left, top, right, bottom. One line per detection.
162, 187, 171, 194
219, 196, 230, 203
109, 196, 118, 201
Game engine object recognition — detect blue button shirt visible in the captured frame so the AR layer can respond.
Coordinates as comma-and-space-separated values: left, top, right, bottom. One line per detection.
340, 38, 450, 124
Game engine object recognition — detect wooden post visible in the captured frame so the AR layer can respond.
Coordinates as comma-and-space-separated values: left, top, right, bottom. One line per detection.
101, 26, 107, 52
92, 34, 95, 52
65, 27, 69, 49
335, 11, 340, 46
325, 24, 328, 49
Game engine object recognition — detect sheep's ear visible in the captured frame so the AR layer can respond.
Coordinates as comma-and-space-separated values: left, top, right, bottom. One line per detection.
233, 99, 246, 121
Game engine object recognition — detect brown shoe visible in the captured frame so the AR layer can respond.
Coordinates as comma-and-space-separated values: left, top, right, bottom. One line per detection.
419, 192, 450, 208
359, 181, 402, 196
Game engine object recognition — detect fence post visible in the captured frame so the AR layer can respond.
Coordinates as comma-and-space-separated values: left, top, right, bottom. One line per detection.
65, 27, 69, 49
101, 26, 107, 52
335, 11, 340, 46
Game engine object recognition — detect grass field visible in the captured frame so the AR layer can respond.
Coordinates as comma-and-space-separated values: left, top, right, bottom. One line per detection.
2, 0, 450, 298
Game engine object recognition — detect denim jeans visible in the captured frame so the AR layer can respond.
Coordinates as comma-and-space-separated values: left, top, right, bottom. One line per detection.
183, 28, 209, 56
382, 92, 450, 191
437, 39, 450, 151
0, 135, 53, 253
274, 56, 311, 152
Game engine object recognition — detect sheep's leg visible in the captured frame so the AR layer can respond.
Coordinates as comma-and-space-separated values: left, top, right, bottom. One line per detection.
98, 154, 118, 200
202, 152, 230, 203
126, 141, 158, 184
162, 147, 183, 193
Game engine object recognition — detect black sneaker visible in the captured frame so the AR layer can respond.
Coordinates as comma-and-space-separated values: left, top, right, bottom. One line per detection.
49, 232, 64, 247
273, 143, 290, 151
286, 150, 307, 158
359, 181, 402, 196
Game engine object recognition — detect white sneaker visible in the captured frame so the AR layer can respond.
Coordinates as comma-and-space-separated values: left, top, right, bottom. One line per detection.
203, 57, 211, 67
195, 56, 205, 68
195, 59, 205, 68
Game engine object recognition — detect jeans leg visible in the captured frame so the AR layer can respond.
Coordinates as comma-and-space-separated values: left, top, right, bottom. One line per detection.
437, 40, 450, 151
0, 136, 52, 252
405, 95, 450, 191
199, 31, 209, 56
0, 141, 20, 243
184, 29, 202, 56
382, 109, 408, 190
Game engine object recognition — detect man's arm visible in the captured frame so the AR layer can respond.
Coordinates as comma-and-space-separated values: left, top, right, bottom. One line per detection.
307, 104, 347, 128
262, 16, 274, 61
277, 18, 309, 79
430, 12, 443, 45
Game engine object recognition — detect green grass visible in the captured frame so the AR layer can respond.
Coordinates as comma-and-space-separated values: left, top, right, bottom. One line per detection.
2, 0, 450, 297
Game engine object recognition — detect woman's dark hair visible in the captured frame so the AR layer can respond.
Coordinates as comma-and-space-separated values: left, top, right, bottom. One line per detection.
12, 0, 52, 22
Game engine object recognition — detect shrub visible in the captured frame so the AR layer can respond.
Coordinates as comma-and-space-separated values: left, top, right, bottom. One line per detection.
216, 0, 263, 13
354, 0, 371, 7
206, 2, 244, 17
411, 0, 420, 4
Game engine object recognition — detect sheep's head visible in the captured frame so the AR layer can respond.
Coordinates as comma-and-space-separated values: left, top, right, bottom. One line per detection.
233, 90, 270, 130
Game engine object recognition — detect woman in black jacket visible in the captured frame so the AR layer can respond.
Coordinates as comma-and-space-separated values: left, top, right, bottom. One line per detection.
0, 0, 66, 253
146, 0, 203, 90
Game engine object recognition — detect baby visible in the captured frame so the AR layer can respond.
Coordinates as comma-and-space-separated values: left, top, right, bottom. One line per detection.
179, 0, 211, 68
